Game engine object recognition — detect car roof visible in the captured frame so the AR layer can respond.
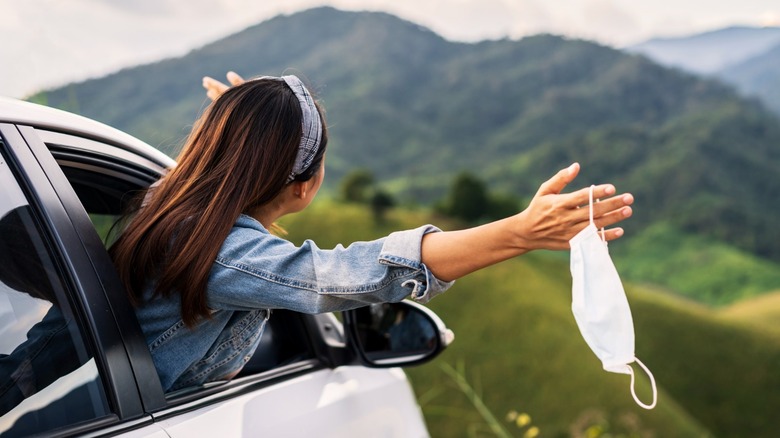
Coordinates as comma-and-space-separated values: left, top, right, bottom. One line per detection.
0, 97, 175, 169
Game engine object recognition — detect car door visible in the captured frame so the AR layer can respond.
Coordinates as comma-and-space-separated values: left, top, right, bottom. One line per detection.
3, 119, 431, 437
0, 124, 170, 437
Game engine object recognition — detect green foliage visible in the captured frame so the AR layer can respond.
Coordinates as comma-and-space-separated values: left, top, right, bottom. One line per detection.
278, 202, 778, 437
369, 189, 395, 223
613, 222, 780, 305
336, 169, 397, 223
437, 361, 516, 438
339, 168, 375, 203
485, 192, 524, 221
30, 9, 780, 264
28, 7, 780, 264
437, 172, 523, 223
439, 172, 490, 222
719, 291, 780, 337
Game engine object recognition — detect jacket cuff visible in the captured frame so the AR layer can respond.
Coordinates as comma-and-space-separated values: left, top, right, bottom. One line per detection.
378, 225, 455, 303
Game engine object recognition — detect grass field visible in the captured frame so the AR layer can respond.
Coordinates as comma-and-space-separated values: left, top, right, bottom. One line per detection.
281, 199, 780, 437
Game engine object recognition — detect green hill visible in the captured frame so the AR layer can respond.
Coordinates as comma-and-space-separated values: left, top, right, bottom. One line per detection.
29, 7, 780, 303
718, 290, 780, 337
612, 222, 780, 306
281, 201, 779, 437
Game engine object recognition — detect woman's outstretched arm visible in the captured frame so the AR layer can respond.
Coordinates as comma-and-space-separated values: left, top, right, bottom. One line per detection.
421, 163, 634, 282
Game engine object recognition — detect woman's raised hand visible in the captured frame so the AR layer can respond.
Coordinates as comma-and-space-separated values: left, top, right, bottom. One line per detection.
513, 163, 634, 251
202, 71, 245, 101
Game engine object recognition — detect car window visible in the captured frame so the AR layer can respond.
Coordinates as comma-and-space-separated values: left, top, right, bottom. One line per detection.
41, 135, 317, 397
0, 142, 112, 436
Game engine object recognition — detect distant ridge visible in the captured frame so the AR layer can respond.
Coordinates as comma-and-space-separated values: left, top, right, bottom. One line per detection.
628, 25, 780, 73
720, 41, 780, 114
31, 7, 780, 266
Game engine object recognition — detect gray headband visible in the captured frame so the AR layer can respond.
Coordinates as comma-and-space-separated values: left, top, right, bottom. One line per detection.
253, 75, 323, 183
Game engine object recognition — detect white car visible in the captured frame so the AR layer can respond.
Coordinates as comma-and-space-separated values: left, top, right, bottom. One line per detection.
0, 98, 453, 437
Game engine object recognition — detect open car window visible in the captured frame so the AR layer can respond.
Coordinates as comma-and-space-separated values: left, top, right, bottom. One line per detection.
39, 131, 318, 399
40, 130, 160, 246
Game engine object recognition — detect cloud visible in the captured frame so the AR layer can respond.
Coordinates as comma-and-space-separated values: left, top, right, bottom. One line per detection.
760, 10, 780, 26
2, 0, 780, 98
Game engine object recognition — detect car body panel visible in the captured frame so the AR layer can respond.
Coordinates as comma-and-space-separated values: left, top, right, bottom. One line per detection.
157, 367, 428, 438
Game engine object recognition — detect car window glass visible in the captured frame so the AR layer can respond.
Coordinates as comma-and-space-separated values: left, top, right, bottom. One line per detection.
89, 213, 122, 247
0, 143, 112, 436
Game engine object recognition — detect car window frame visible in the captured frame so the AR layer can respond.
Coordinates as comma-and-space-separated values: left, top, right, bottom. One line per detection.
0, 123, 148, 436
12, 124, 345, 419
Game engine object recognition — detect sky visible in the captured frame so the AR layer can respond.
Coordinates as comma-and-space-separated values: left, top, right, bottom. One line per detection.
3, 0, 779, 99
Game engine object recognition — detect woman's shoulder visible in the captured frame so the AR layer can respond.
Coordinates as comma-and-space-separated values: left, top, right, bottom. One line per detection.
219, 214, 294, 258
234, 214, 267, 232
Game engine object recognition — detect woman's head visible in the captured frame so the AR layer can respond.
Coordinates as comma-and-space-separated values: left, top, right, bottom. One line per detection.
110, 75, 327, 326
177, 76, 328, 213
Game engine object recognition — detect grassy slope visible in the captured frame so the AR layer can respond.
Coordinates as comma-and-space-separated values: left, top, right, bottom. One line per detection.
410, 261, 711, 438
717, 290, 780, 337
613, 222, 780, 306
281, 201, 780, 437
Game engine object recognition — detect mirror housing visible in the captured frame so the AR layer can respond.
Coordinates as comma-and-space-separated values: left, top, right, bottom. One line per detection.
343, 300, 454, 368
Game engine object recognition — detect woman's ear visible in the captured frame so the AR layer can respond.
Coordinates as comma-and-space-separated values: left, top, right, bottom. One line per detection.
292, 181, 307, 199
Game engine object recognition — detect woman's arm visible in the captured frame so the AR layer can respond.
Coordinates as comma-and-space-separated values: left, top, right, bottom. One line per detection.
421, 163, 634, 281
202, 74, 634, 283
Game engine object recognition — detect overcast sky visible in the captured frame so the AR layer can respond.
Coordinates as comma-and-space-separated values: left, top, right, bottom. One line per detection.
3, 0, 779, 98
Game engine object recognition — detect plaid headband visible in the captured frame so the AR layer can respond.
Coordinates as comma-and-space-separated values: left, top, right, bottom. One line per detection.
252, 75, 322, 182
253, 75, 322, 183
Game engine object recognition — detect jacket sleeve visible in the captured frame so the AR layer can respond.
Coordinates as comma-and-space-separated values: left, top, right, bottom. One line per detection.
206, 224, 454, 313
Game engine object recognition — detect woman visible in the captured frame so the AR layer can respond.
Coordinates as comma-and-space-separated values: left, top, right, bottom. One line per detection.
111, 73, 634, 392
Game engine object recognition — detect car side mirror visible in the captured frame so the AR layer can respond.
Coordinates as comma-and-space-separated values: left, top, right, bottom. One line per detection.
343, 300, 454, 368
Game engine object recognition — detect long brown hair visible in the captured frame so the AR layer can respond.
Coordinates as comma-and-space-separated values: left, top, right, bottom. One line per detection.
110, 78, 328, 326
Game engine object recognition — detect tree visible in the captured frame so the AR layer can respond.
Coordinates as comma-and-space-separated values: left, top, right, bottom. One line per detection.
370, 189, 396, 223
340, 169, 375, 203
444, 172, 489, 223
437, 172, 523, 223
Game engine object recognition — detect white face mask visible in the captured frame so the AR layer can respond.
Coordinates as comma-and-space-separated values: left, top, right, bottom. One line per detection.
569, 185, 657, 410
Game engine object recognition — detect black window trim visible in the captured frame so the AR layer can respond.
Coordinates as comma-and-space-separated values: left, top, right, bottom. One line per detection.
20, 125, 173, 412
1, 123, 151, 427
40, 129, 165, 184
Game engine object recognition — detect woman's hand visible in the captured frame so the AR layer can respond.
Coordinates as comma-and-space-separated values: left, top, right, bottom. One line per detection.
513, 162, 634, 251
202, 71, 245, 101
423, 163, 633, 281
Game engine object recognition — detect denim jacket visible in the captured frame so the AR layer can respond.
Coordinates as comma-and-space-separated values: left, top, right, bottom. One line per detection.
136, 214, 454, 391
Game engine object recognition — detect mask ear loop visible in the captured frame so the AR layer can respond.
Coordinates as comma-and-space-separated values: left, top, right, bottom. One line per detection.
628, 358, 658, 409
588, 185, 607, 244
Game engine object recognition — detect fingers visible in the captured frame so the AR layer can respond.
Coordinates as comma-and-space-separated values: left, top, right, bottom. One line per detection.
226, 71, 245, 86
523, 164, 635, 249
203, 72, 247, 101
591, 193, 633, 218
566, 184, 617, 208
593, 205, 633, 229
202, 76, 230, 101
601, 227, 625, 242
571, 193, 632, 226
537, 163, 580, 196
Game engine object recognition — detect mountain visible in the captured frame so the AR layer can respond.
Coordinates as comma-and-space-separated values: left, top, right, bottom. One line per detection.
629, 26, 780, 116
29, 7, 780, 291
628, 26, 780, 74
720, 42, 780, 114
